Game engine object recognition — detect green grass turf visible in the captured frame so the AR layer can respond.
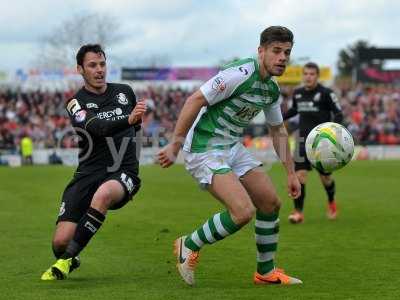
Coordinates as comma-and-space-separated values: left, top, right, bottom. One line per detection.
0, 160, 399, 300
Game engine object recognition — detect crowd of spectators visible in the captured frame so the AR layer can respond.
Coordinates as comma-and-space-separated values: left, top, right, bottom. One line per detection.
280, 84, 400, 145
136, 86, 195, 147
0, 83, 399, 152
337, 85, 400, 145
0, 89, 73, 152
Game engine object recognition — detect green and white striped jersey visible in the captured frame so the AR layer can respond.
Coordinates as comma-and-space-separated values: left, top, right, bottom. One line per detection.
183, 58, 283, 153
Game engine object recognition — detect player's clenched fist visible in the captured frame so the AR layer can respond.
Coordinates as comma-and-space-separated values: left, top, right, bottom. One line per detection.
129, 100, 147, 125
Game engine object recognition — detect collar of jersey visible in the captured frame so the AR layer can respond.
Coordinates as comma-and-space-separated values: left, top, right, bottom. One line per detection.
83, 83, 110, 97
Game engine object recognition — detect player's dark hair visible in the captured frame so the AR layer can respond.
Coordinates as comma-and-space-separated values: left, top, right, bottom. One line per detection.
76, 44, 106, 67
260, 26, 294, 46
304, 62, 320, 74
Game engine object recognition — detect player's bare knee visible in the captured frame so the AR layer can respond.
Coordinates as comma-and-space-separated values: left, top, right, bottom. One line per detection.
52, 235, 70, 250
92, 187, 113, 211
271, 197, 282, 212
231, 203, 256, 225
296, 171, 307, 184
260, 196, 281, 214
320, 175, 332, 186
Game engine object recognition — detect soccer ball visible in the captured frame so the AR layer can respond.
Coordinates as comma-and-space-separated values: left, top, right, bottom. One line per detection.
305, 122, 354, 173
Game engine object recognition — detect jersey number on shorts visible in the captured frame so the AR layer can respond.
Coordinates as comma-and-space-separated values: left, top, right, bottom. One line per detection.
120, 173, 134, 193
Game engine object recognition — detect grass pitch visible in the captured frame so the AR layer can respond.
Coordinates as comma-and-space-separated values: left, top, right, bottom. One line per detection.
0, 160, 399, 300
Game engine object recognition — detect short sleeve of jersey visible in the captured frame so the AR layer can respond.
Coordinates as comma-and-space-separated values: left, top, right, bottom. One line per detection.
65, 98, 95, 129
263, 97, 283, 126
199, 61, 255, 106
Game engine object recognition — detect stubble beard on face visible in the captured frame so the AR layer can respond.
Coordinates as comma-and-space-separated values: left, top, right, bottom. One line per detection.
92, 82, 106, 91
269, 65, 285, 77
305, 79, 318, 90
85, 78, 106, 93
274, 68, 285, 76
84, 73, 106, 93
264, 58, 286, 77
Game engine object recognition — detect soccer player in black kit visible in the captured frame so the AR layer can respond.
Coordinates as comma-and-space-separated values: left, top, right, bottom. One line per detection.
283, 62, 343, 224
41, 44, 147, 280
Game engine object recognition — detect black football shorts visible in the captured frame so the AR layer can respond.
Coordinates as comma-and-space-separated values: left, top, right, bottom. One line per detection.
56, 169, 141, 223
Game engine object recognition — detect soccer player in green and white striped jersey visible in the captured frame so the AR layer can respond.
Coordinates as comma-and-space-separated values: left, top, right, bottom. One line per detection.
158, 26, 302, 286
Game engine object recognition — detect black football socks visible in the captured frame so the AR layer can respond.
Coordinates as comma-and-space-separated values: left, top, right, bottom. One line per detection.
61, 207, 105, 259
294, 184, 305, 211
325, 181, 336, 203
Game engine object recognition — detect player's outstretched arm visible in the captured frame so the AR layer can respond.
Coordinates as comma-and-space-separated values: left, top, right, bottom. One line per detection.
157, 90, 207, 168
66, 98, 147, 137
85, 100, 146, 137
269, 123, 301, 198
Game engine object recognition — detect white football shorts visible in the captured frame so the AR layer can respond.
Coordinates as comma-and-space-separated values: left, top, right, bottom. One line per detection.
183, 142, 262, 188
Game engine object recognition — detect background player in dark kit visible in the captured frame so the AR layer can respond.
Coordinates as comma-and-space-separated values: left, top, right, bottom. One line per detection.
284, 62, 343, 224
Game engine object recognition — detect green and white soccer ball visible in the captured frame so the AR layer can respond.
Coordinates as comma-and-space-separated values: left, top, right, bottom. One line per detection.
305, 122, 354, 173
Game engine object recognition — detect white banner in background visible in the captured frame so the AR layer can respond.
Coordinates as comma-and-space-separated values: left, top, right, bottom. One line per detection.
2, 145, 400, 167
